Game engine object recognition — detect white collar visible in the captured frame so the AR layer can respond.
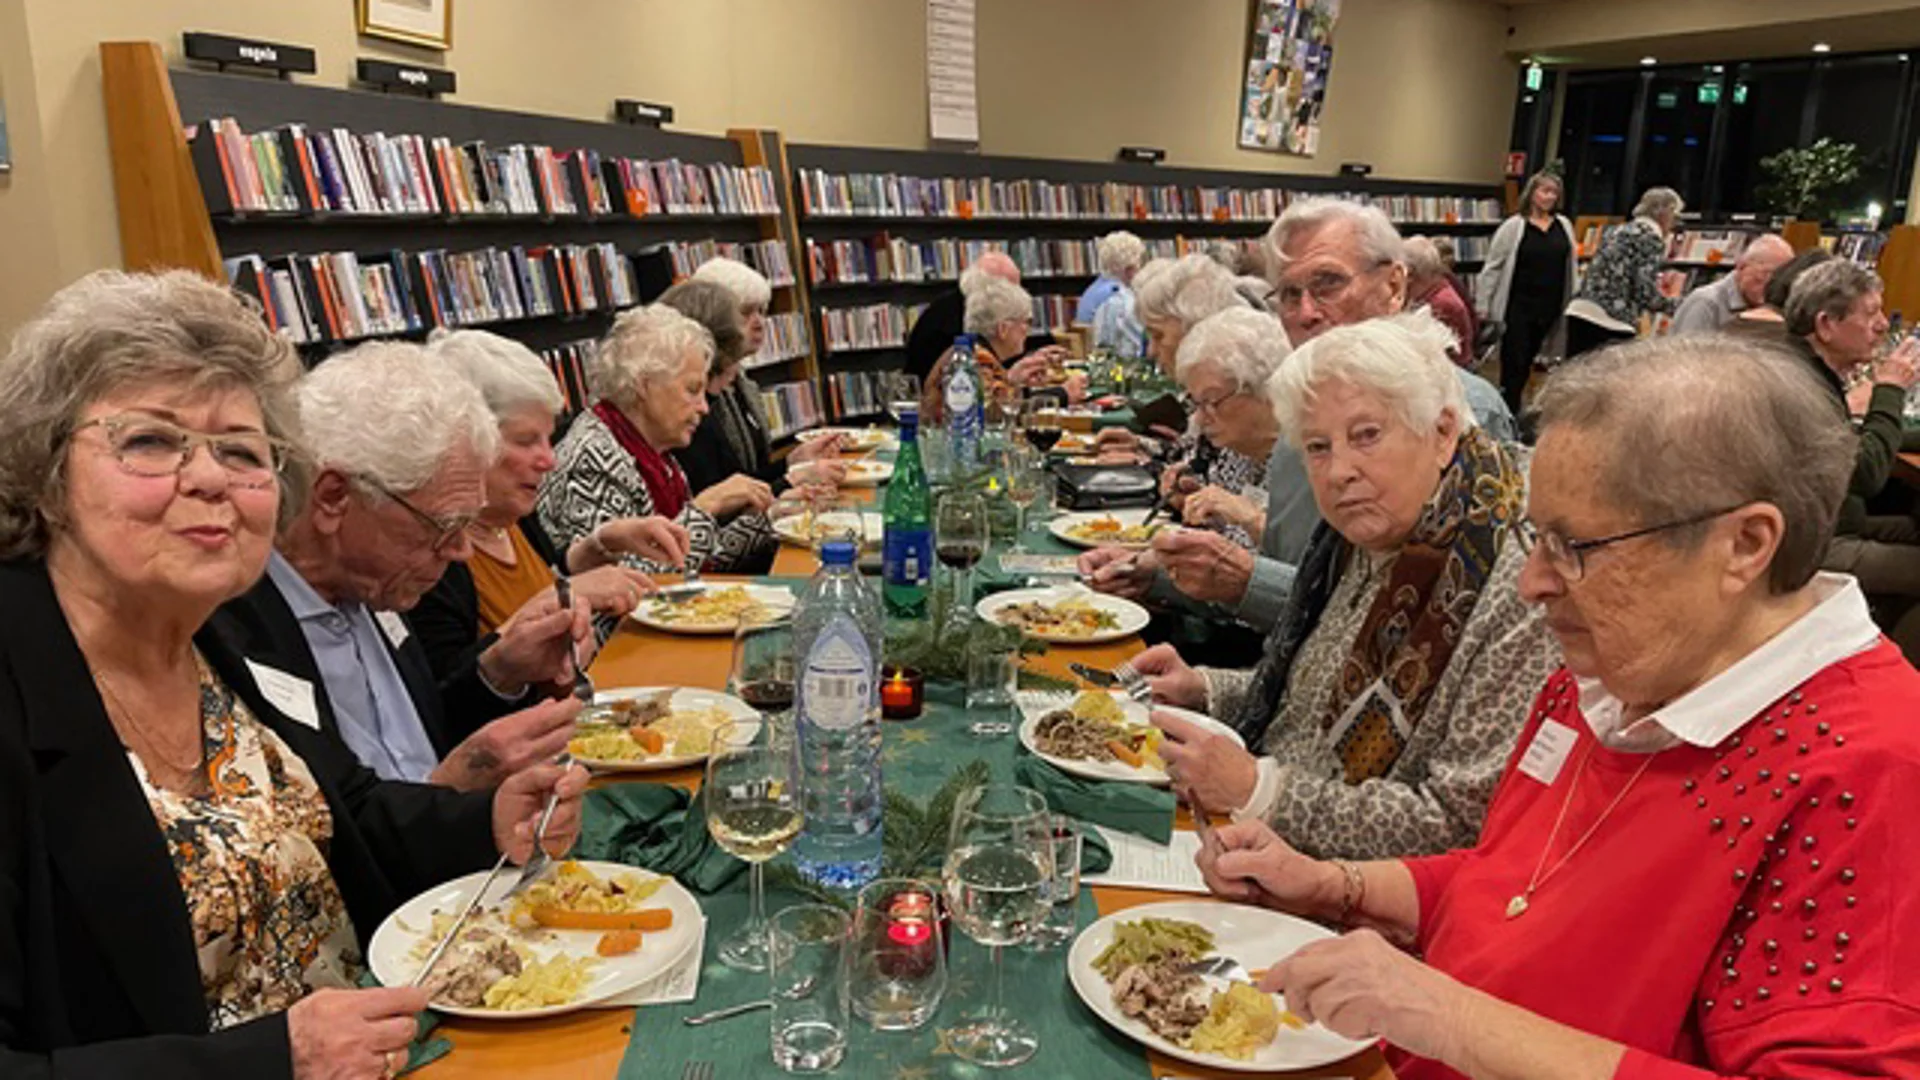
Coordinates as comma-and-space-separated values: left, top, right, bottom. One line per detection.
1577, 573, 1881, 751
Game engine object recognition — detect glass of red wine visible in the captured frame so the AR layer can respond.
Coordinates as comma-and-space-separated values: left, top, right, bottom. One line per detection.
1021, 397, 1064, 454
935, 491, 989, 623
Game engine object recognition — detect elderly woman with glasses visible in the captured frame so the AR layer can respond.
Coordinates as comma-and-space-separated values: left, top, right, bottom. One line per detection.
0, 271, 586, 1078
1193, 333, 1920, 1080
1128, 311, 1553, 859
540, 303, 777, 574
920, 275, 1080, 425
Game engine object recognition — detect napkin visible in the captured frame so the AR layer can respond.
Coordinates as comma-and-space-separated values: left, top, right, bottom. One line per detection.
1015, 756, 1176, 846
573, 784, 745, 895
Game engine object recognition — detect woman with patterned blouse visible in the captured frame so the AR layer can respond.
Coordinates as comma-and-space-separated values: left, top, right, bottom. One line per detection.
1568, 186, 1684, 355
539, 303, 779, 574
1129, 312, 1556, 860
0, 271, 588, 1078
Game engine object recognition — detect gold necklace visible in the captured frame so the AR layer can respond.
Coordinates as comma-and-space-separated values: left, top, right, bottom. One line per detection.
1506, 742, 1654, 919
96, 668, 206, 780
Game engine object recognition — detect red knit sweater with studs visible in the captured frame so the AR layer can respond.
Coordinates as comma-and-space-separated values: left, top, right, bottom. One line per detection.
1395, 642, 1920, 1080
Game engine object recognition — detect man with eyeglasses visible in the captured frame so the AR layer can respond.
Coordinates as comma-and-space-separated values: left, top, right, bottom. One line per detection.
209, 343, 590, 792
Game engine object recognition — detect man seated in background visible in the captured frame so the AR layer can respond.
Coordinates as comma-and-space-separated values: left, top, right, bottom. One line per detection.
1404, 235, 1477, 365
904, 250, 1021, 380
209, 342, 589, 793
1668, 232, 1794, 335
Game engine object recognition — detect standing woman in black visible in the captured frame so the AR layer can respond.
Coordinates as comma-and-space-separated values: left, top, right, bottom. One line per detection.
1476, 171, 1577, 412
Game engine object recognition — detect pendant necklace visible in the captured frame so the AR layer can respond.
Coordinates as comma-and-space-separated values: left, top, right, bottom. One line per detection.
1506, 742, 1654, 919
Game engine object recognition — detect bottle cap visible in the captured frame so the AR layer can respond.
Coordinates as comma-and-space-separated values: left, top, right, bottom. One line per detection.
820, 540, 858, 565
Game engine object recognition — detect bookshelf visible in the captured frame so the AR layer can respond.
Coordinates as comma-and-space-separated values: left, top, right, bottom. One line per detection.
785, 142, 1504, 419
100, 41, 824, 441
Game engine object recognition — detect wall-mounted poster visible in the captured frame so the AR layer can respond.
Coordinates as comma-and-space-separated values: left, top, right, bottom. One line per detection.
1237, 0, 1340, 156
358, 0, 453, 50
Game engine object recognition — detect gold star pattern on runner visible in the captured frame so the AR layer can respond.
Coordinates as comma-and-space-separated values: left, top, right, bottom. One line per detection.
892, 1065, 934, 1080
930, 1027, 961, 1057
898, 728, 936, 745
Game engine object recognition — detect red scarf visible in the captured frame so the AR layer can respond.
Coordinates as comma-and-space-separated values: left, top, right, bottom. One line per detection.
592, 401, 688, 518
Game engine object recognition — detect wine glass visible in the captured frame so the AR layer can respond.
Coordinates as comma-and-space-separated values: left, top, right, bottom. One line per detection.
711, 624, 801, 972
941, 785, 1053, 1068
1020, 397, 1064, 455
999, 445, 1043, 553
935, 491, 989, 623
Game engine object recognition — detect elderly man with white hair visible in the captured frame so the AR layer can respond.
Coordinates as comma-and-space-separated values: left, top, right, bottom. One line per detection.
1404, 236, 1477, 365
210, 341, 591, 794
1668, 233, 1795, 335
905, 250, 1024, 379
1129, 310, 1553, 859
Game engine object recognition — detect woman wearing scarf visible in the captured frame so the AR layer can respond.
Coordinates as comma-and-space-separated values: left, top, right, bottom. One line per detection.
538, 304, 776, 574
1129, 312, 1557, 859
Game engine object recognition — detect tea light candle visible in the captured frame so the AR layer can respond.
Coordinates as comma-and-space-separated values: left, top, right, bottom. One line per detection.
880, 664, 924, 720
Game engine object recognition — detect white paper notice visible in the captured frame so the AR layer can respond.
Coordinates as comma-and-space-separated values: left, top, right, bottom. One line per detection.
926, 0, 979, 143
1082, 827, 1210, 895
601, 916, 706, 1007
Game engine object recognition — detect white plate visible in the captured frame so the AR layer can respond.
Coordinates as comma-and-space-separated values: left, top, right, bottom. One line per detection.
1017, 692, 1242, 786
840, 459, 895, 487
975, 586, 1149, 645
1068, 900, 1373, 1073
570, 686, 760, 773
369, 861, 703, 1020
770, 510, 885, 550
630, 583, 796, 635
796, 426, 896, 452
1048, 508, 1177, 551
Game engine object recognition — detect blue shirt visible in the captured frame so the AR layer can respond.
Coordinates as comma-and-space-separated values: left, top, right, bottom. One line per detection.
1076, 275, 1124, 323
1091, 287, 1147, 357
267, 551, 441, 782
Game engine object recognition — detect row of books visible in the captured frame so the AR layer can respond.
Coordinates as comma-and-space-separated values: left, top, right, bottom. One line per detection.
824, 371, 885, 420
805, 235, 1101, 286
190, 116, 780, 220
752, 313, 813, 367
1665, 228, 1766, 264
1030, 294, 1075, 334
224, 241, 637, 344
542, 339, 599, 416
1821, 231, 1888, 267
820, 303, 922, 353
661, 239, 797, 286
795, 168, 1501, 226
758, 380, 824, 439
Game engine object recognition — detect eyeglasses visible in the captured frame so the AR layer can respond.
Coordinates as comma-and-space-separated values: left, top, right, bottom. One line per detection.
356, 474, 477, 552
1275, 259, 1390, 312
1519, 504, 1747, 582
71, 414, 292, 490
1190, 387, 1246, 416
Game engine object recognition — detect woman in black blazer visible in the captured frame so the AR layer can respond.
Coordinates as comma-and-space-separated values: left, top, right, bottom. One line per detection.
0, 272, 586, 1078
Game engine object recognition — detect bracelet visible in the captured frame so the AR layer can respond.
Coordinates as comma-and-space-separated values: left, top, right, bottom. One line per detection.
583, 523, 615, 564
1333, 860, 1366, 928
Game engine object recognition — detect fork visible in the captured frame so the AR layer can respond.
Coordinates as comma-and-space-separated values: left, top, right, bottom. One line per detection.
655, 553, 706, 603
678, 1062, 714, 1080
552, 573, 594, 704
502, 750, 574, 901
1181, 954, 1255, 984
1111, 660, 1153, 704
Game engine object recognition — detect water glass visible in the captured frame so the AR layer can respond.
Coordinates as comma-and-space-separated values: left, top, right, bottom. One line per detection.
965, 640, 1017, 736
768, 904, 850, 1074
920, 427, 952, 484
850, 878, 948, 1030
1021, 815, 1083, 951
942, 785, 1053, 1068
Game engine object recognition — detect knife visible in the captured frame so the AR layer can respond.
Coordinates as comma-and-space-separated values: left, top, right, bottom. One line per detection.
1069, 662, 1119, 690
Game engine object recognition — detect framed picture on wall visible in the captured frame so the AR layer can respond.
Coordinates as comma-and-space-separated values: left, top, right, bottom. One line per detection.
357, 0, 453, 50
1237, 0, 1341, 156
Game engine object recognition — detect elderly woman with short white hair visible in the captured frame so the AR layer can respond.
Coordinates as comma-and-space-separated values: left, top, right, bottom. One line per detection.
539, 304, 776, 573
409, 329, 689, 686
920, 275, 1082, 423
1568, 186, 1685, 356
1085, 230, 1148, 355
1129, 310, 1554, 859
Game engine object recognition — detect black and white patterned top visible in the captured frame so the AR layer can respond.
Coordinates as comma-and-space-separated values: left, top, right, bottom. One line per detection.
1573, 218, 1677, 326
536, 410, 773, 573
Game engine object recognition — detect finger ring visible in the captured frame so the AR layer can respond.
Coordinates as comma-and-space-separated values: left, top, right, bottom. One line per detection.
385, 1049, 406, 1078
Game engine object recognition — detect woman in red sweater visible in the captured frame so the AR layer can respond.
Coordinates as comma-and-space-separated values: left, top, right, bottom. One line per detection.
1196, 333, 1920, 1079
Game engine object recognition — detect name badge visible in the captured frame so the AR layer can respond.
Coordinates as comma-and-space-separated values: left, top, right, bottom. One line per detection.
244, 659, 320, 730
1518, 719, 1579, 786
375, 610, 411, 650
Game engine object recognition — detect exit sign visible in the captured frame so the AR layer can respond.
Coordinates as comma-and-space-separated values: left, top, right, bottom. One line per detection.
1698, 81, 1722, 105
1526, 64, 1543, 91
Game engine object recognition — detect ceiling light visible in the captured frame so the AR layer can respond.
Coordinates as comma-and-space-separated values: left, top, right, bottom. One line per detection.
1640, 56, 1658, 66
1813, 43, 1832, 53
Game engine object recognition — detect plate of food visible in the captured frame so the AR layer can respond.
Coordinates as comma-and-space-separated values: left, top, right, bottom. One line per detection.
1052, 432, 1096, 455
770, 509, 885, 550
1018, 690, 1241, 786
839, 458, 896, 487
1049, 508, 1174, 550
631, 583, 796, 635
1068, 902, 1371, 1072
796, 426, 896, 453
976, 587, 1149, 644
370, 860, 704, 1020
570, 686, 759, 772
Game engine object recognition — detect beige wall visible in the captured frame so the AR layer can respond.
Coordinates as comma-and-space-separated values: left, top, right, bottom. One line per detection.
1, 0, 1515, 337
1509, 0, 1920, 54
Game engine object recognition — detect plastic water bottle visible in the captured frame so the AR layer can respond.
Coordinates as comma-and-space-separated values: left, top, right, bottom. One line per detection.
943, 335, 983, 474
791, 540, 885, 890
882, 407, 932, 620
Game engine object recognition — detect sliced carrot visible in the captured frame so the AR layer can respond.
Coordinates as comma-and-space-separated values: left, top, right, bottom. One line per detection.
531, 905, 675, 932
629, 726, 666, 755
1106, 740, 1144, 768
596, 929, 645, 956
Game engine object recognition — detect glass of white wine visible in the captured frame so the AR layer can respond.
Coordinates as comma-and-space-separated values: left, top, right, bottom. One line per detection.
941, 784, 1053, 1068
706, 715, 803, 972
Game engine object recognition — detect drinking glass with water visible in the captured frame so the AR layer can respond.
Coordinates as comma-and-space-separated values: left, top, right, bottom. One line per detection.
768, 904, 851, 1073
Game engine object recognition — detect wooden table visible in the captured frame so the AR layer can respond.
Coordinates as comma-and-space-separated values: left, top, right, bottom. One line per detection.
423, 492, 1392, 1080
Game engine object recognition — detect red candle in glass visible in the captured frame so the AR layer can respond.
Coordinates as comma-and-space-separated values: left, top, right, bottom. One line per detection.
880, 890, 941, 976
880, 665, 924, 720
